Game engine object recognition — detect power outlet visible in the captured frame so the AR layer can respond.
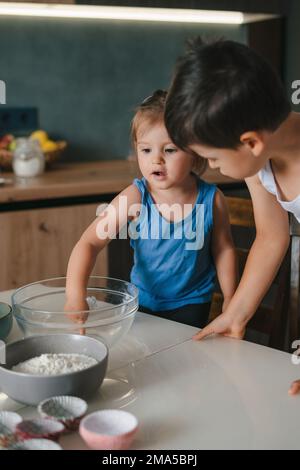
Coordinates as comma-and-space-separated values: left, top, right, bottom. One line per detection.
0, 107, 38, 135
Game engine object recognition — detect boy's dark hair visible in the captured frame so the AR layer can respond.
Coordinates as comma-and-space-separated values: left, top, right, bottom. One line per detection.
165, 37, 291, 150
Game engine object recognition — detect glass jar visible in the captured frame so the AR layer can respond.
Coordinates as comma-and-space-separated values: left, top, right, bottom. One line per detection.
13, 138, 45, 177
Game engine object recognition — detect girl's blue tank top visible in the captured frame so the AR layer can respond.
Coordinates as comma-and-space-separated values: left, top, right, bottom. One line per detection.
129, 176, 217, 311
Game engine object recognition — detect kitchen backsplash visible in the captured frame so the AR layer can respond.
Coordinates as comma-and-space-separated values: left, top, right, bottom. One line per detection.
0, 17, 245, 161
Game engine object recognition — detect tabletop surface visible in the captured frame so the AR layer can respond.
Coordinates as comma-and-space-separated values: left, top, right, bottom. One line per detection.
1, 289, 299, 450
0, 160, 241, 204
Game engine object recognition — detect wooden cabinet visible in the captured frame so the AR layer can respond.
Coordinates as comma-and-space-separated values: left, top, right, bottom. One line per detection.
0, 203, 107, 290
0, 161, 139, 291
0, 160, 239, 291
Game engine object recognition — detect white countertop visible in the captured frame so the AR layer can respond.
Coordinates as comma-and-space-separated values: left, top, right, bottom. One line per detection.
1, 289, 300, 450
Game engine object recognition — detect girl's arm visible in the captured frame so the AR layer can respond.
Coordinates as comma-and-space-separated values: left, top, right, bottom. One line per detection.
65, 184, 141, 310
193, 175, 290, 341
211, 190, 238, 311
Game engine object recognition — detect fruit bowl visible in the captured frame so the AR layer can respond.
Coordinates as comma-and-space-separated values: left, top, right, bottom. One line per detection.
0, 131, 67, 171
0, 148, 13, 171
11, 276, 138, 348
0, 141, 67, 171
43, 140, 67, 167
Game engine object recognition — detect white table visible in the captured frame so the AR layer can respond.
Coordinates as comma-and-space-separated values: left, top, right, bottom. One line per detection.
1, 289, 300, 450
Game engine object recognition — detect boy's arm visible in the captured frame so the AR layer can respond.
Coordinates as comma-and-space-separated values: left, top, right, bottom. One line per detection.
65, 184, 141, 309
211, 190, 238, 311
193, 175, 290, 341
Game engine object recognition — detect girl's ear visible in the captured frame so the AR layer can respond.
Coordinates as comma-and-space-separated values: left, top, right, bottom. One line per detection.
240, 131, 266, 156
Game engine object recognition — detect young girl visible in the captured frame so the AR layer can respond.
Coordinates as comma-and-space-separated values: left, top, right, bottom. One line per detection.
165, 37, 300, 393
65, 90, 237, 330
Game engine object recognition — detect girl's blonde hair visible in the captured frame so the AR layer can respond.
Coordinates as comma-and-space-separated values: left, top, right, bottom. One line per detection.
130, 89, 207, 177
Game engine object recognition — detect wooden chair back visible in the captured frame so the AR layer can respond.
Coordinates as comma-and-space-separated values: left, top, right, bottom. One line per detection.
209, 196, 290, 350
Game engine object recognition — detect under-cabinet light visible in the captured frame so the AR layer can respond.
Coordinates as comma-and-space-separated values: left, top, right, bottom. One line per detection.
0, 3, 278, 24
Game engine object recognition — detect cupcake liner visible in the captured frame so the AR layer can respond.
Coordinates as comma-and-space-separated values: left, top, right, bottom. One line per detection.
79, 409, 138, 450
38, 396, 87, 432
16, 418, 64, 441
8, 438, 62, 450
0, 412, 22, 449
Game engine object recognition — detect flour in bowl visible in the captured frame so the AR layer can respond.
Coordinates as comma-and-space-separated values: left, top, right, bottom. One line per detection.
12, 353, 98, 376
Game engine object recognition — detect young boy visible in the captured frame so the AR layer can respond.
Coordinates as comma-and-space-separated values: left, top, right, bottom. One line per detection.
165, 37, 300, 394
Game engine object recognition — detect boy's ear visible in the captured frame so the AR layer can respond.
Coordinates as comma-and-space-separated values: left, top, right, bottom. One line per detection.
240, 131, 265, 156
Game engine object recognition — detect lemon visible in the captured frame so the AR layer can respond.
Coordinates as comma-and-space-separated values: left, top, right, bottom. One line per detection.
42, 140, 58, 152
8, 140, 16, 151
30, 130, 49, 146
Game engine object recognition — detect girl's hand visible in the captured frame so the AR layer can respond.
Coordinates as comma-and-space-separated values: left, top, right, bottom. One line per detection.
64, 298, 89, 335
192, 312, 245, 341
222, 297, 232, 312
288, 380, 300, 395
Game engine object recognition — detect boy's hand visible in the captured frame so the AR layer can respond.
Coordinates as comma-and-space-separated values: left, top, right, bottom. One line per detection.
288, 380, 300, 395
64, 298, 89, 335
192, 312, 245, 341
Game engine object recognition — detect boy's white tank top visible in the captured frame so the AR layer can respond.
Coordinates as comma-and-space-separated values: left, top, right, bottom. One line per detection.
258, 160, 300, 223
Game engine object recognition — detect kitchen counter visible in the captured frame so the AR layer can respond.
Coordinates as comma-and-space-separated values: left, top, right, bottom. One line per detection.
1, 289, 300, 450
0, 160, 240, 204
0, 160, 244, 290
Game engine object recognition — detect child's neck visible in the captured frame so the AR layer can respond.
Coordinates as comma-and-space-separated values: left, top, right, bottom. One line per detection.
264, 112, 300, 201
268, 112, 300, 166
147, 173, 199, 223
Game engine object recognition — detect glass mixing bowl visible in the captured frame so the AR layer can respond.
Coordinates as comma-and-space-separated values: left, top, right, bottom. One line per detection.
12, 277, 138, 348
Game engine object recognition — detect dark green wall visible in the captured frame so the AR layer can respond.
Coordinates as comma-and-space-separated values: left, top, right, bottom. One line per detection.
0, 17, 245, 161
285, 0, 300, 111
